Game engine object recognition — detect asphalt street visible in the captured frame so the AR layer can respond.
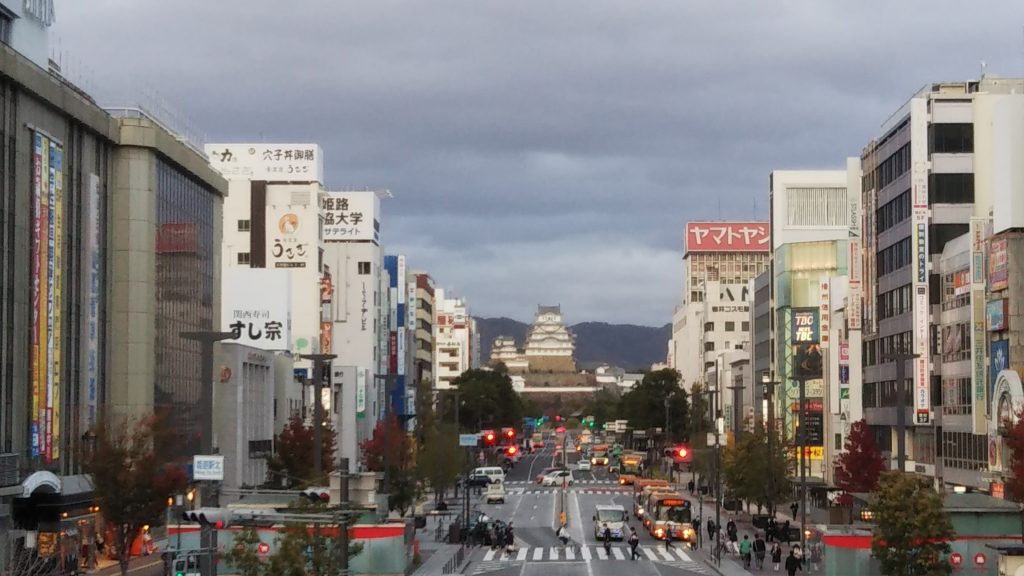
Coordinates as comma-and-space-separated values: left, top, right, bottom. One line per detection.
466, 439, 713, 576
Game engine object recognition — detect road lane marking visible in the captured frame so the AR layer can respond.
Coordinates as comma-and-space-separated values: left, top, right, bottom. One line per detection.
643, 547, 658, 560
483, 549, 496, 562
581, 545, 592, 560
612, 547, 625, 560
597, 547, 608, 560
566, 546, 576, 560
549, 547, 559, 560
532, 547, 544, 561
658, 548, 674, 561
673, 548, 692, 561
516, 547, 528, 561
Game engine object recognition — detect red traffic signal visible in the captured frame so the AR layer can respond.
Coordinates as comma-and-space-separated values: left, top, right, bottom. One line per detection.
504, 428, 516, 440
302, 487, 330, 504
677, 447, 689, 459
484, 432, 496, 444
506, 445, 518, 456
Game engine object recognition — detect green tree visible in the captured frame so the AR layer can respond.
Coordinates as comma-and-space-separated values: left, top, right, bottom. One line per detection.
266, 414, 337, 488
361, 415, 417, 514
267, 500, 364, 576
418, 422, 466, 503
582, 388, 621, 429
619, 368, 689, 441
224, 527, 267, 576
442, 368, 523, 430
721, 422, 790, 514
84, 415, 188, 576
870, 472, 954, 576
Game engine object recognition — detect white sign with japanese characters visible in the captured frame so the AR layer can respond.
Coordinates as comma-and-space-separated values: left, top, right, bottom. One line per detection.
205, 143, 324, 183
223, 268, 292, 350
266, 199, 317, 269
320, 191, 380, 243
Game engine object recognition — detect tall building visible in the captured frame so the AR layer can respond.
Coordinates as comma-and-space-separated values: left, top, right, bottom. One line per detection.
433, 291, 472, 390
859, 78, 1019, 483
407, 272, 435, 388
669, 221, 771, 389
523, 306, 576, 372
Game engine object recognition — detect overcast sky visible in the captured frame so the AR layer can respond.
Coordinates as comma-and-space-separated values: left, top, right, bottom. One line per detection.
52, 1, 1024, 326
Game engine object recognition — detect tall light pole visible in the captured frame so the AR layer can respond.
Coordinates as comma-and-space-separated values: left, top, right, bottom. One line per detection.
300, 353, 337, 480
179, 330, 236, 576
761, 371, 779, 515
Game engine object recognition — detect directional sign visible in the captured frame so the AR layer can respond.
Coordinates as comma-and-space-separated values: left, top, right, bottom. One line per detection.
193, 455, 224, 481
459, 434, 478, 447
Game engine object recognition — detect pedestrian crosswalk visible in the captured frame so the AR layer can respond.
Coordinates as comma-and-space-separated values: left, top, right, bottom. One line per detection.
506, 479, 619, 486
474, 544, 709, 571
505, 488, 629, 495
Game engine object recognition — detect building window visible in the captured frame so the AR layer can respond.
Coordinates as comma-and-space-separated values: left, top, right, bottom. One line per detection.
0, 10, 11, 45
741, 321, 750, 332
237, 219, 251, 232
704, 322, 714, 332
704, 342, 715, 352
237, 252, 251, 265
929, 174, 974, 204
928, 123, 973, 154
358, 261, 371, 275
725, 322, 735, 332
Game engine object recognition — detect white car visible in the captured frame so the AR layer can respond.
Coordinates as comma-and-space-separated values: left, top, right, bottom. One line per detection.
541, 470, 574, 487
576, 460, 592, 471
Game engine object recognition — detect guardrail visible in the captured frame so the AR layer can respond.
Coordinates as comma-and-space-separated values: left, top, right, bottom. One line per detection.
441, 544, 466, 575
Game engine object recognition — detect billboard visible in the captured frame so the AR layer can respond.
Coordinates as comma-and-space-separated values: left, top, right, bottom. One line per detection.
266, 198, 316, 269
791, 308, 822, 380
321, 191, 380, 243
205, 143, 324, 183
81, 174, 101, 429
685, 221, 770, 253
30, 131, 64, 462
991, 340, 1009, 400
222, 268, 291, 350
988, 299, 1008, 331
990, 238, 1009, 291
910, 99, 931, 426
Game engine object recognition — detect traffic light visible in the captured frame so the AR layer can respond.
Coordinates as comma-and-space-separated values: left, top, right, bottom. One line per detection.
181, 507, 233, 529
536, 417, 543, 426
302, 487, 330, 504
555, 415, 562, 422
484, 432, 496, 445
504, 428, 516, 441
506, 445, 518, 457
588, 420, 595, 429
673, 446, 691, 461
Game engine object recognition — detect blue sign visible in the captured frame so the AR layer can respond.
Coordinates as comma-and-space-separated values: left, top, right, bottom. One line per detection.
459, 434, 479, 447
293, 368, 309, 379
988, 299, 1008, 332
992, 340, 1010, 398
839, 365, 849, 384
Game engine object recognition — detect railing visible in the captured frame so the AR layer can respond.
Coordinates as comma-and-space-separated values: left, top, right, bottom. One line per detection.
441, 545, 466, 575
0, 453, 19, 487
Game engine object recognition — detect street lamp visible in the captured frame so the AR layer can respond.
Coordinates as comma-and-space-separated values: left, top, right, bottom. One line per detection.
761, 371, 779, 515
299, 353, 338, 480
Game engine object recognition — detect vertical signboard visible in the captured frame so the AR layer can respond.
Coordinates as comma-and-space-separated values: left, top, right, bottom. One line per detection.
970, 217, 988, 433
989, 238, 1008, 291
30, 131, 64, 461
791, 308, 822, 380
81, 174, 100, 430
356, 369, 367, 418
910, 99, 931, 426
848, 169, 863, 330
819, 278, 831, 348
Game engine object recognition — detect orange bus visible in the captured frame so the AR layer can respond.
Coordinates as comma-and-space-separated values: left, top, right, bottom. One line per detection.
647, 493, 695, 546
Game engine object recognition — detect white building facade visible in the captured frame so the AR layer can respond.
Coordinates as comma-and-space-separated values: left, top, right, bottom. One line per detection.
433, 290, 472, 390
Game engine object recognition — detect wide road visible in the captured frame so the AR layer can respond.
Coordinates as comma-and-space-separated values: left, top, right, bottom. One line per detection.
467, 435, 711, 576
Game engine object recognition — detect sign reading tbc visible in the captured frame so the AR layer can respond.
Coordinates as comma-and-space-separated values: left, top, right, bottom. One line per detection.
791, 309, 822, 380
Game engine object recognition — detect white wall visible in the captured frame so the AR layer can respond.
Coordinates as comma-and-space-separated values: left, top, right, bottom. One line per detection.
975, 93, 1024, 233
770, 170, 850, 250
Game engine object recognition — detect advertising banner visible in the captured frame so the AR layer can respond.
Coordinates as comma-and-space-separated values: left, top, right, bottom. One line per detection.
988, 299, 1008, 331
990, 238, 1009, 291
81, 174, 100, 430
685, 221, 770, 253
356, 369, 367, 417
791, 308, 822, 380
819, 278, 831, 348
321, 191, 380, 243
266, 200, 315, 269
991, 340, 1009, 401
193, 455, 225, 481
30, 133, 42, 457
205, 143, 324, 183
50, 139, 63, 461
222, 268, 291, 350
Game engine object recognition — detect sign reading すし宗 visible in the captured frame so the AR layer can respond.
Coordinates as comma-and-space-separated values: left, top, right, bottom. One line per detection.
321, 191, 380, 243
223, 268, 291, 350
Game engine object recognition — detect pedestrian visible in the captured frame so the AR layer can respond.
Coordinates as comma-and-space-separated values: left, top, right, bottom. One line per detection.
506, 522, 515, 553
793, 544, 804, 571
628, 527, 641, 560
727, 520, 738, 555
707, 519, 716, 544
767, 517, 777, 542
782, 520, 791, 545
771, 542, 783, 572
809, 542, 822, 572
602, 523, 612, 556
693, 517, 702, 545
488, 525, 498, 549
665, 521, 675, 549
687, 479, 695, 494
557, 525, 570, 548
785, 549, 799, 576
739, 535, 752, 569
754, 532, 767, 570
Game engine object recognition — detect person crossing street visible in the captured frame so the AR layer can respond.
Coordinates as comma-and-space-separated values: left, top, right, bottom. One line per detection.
628, 527, 641, 560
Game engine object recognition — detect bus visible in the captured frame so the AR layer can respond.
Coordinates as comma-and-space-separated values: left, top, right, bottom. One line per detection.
647, 493, 695, 546
620, 452, 644, 475
631, 479, 671, 520
590, 444, 610, 466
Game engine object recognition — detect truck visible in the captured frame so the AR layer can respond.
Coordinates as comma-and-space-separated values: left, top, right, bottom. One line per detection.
530, 432, 544, 452
589, 444, 610, 467
621, 452, 644, 475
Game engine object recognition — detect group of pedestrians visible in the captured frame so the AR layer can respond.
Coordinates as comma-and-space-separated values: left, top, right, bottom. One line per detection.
488, 522, 515, 555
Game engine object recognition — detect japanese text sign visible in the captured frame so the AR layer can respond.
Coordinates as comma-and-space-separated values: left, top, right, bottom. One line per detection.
321, 191, 379, 243
205, 143, 324, 183
685, 221, 770, 253
222, 268, 291, 350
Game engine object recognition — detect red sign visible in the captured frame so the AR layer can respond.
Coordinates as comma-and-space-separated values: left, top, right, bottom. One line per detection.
156, 223, 197, 253
950, 552, 962, 567
973, 553, 986, 566
685, 221, 770, 253
257, 542, 270, 556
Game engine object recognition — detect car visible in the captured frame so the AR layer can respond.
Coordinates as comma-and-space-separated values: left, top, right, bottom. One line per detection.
541, 470, 573, 487
535, 466, 564, 484
485, 481, 506, 504
576, 460, 592, 471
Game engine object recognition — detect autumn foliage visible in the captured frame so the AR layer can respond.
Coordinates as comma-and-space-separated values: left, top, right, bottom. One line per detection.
266, 413, 337, 488
1003, 410, 1024, 503
834, 419, 886, 493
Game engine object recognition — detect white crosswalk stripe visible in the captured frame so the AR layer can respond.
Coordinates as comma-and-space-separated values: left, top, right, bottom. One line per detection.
474, 544, 708, 572
565, 546, 576, 560
515, 547, 528, 561
611, 547, 624, 560
642, 547, 658, 560
581, 546, 592, 560
596, 547, 608, 560
532, 547, 543, 561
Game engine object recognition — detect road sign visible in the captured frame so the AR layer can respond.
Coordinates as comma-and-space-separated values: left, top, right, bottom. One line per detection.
459, 434, 478, 447
193, 455, 224, 481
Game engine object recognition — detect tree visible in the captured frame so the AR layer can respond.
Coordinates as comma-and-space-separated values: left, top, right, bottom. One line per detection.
266, 414, 337, 488
418, 422, 466, 503
1001, 409, 1024, 544
224, 527, 267, 576
721, 422, 791, 514
619, 368, 689, 441
266, 506, 363, 576
442, 368, 523, 430
361, 415, 416, 514
870, 472, 954, 576
84, 415, 188, 576
834, 419, 885, 493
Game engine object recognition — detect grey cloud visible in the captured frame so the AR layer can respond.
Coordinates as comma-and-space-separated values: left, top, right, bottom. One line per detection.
53, 0, 1024, 325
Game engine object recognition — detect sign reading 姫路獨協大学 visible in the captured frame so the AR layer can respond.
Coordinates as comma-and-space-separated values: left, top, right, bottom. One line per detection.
193, 455, 224, 481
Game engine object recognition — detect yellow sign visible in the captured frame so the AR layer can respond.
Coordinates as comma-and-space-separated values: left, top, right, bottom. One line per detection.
792, 446, 824, 460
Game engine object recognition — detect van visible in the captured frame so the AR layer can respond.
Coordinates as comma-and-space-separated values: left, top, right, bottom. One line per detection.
472, 467, 506, 484
485, 481, 506, 504
593, 504, 628, 540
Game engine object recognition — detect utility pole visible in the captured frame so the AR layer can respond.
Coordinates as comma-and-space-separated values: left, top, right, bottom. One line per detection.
179, 330, 235, 576
761, 372, 779, 515
713, 362, 722, 567
301, 354, 337, 480
339, 456, 350, 575
797, 375, 807, 554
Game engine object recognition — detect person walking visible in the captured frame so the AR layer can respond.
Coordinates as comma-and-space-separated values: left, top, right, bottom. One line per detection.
726, 520, 739, 555
693, 517, 702, 547
687, 479, 695, 494
628, 527, 641, 560
754, 532, 767, 570
602, 523, 612, 557
557, 525, 570, 549
793, 544, 804, 571
767, 517, 777, 543
665, 521, 675, 549
771, 542, 783, 572
739, 535, 752, 569
782, 520, 791, 545
706, 519, 716, 546
785, 549, 800, 576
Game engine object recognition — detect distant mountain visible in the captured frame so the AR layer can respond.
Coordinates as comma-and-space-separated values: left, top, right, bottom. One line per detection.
474, 317, 671, 371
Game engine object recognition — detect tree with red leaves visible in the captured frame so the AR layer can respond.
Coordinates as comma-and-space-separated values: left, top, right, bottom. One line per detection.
1002, 409, 1024, 544
834, 419, 886, 493
266, 413, 337, 488
84, 415, 188, 576
361, 415, 417, 514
